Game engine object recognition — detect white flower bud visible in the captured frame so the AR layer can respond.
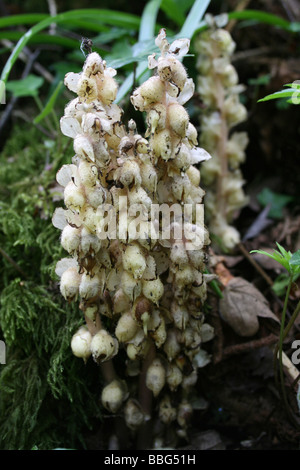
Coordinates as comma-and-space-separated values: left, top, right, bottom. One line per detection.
186, 122, 198, 146
115, 312, 139, 343
142, 278, 164, 305
182, 370, 198, 390
64, 72, 80, 94
97, 75, 118, 104
158, 57, 187, 91
122, 244, 147, 280
171, 301, 189, 330
152, 129, 173, 160
83, 52, 104, 76
74, 135, 95, 162
159, 395, 177, 424
126, 336, 150, 360
177, 399, 193, 428
174, 264, 194, 287
128, 186, 152, 210
113, 288, 131, 314
119, 160, 141, 187
78, 160, 99, 187
213, 28, 235, 55
61, 225, 81, 254
167, 103, 189, 137
133, 76, 165, 108
187, 249, 206, 270
140, 162, 157, 193
71, 325, 92, 361
60, 267, 81, 301
224, 94, 247, 128
135, 136, 149, 154
181, 327, 201, 349
85, 185, 106, 208
124, 399, 144, 430
64, 181, 85, 211
80, 227, 101, 255
186, 165, 200, 187
77, 76, 98, 102
166, 362, 183, 391
173, 143, 191, 171
146, 357, 166, 397
200, 323, 214, 342
85, 304, 98, 321
146, 103, 166, 134
148, 310, 166, 348
170, 240, 188, 266
101, 379, 127, 413
121, 271, 142, 302
163, 328, 181, 361
90, 329, 118, 362
82, 206, 97, 233
79, 271, 104, 300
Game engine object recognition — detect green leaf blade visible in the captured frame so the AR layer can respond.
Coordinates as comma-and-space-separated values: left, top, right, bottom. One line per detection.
33, 80, 63, 124
6, 74, 44, 98
257, 188, 293, 219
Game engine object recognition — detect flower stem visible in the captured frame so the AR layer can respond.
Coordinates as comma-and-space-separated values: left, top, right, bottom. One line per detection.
275, 275, 292, 416
136, 341, 156, 449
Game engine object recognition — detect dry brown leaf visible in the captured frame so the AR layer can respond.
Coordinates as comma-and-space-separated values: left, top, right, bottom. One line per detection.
219, 277, 280, 337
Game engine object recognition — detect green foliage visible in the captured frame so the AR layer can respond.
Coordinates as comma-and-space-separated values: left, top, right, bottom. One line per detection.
34, 81, 63, 124
0, 125, 103, 450
258, 81, 300, 105
257, 188, 293, 219
1, 0, 300, 450
272, 272, 300, 297
251, 244, 300, 422
6, 74, 44, 98
251, 243, 300, 276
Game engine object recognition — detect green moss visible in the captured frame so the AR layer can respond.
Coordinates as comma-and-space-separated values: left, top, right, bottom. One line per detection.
0, 124, 102, 450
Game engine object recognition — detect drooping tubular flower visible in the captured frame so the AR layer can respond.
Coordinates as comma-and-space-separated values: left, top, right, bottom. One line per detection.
53, 30, 213, 443
195, 27, 249, 250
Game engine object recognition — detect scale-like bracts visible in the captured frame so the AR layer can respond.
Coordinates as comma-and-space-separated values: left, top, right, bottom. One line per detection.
53, 30, 213, 443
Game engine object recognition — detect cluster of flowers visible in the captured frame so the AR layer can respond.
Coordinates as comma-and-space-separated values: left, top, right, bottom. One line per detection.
195, 27, 249, 250
53, 29, 213, 439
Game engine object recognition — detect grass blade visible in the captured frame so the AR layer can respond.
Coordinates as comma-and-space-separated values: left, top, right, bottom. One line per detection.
258, 89, 300, 102
116, 0, 162, 103
33, 80, 63, 124
160, 0, 186, 27
179, 0, 211, 38
116, 0, 211, 103
227, 9, 291, 30
0, 14, 47, 28
0, 9, 141, 100
139, 0, 162, 42
0, 31, 83, 50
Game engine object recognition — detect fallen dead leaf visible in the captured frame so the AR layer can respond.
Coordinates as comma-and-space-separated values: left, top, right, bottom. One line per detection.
190, 430, 226, 450
219, 277, 280, 336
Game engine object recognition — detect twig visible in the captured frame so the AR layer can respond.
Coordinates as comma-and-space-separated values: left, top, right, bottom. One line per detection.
222, 333, 278, 359
47, 0, 58, 36
0, 39, 54, 84
0, 49, 40, 133
238, 242, 274, 287
0, 246, 28, 278
0, 39, 73, 100
208, 293, 224, 364
137, 340, 156, 449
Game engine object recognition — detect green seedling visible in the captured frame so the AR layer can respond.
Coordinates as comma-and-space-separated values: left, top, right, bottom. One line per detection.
251, 243, 300, 424
257, 187, 293, 219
